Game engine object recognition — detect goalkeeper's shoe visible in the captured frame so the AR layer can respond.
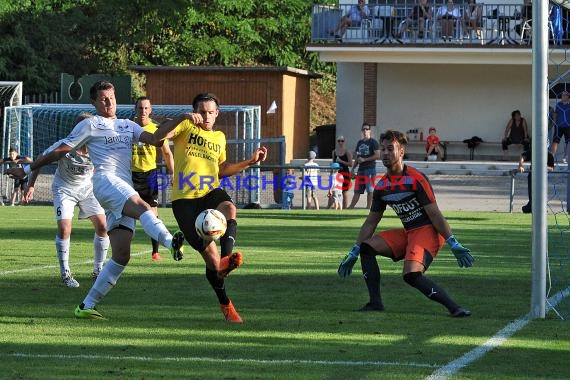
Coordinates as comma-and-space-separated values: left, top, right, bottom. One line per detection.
357, 302, 385, 312
62, 270, 80, 288
220, 300, 243, 323
170, 230, 185, 261
451, 307, 472, 318
74, 304, 106, 320
217, 251, 243, 279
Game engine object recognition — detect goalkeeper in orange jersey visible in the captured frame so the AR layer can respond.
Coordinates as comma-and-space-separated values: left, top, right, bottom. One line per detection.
338, 130, 474, 317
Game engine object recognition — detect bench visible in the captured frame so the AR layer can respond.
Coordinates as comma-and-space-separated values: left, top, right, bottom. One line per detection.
404, 140, 524, 161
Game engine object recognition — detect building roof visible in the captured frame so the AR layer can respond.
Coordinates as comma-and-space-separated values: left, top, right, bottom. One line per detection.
129, 65, 322, 79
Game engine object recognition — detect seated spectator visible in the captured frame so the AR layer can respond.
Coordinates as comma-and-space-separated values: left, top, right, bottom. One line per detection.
425, 127, 441, 161
330, 0, 371, 40
514, 0, 532, 41
436, 0, 461, 42
502, 110, 530, 160
463, 0, 482, 40
399, 0, 432, 39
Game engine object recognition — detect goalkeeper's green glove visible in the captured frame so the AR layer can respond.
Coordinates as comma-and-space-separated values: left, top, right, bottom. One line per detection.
446, 235, 475, 268
338, 244, 360, 278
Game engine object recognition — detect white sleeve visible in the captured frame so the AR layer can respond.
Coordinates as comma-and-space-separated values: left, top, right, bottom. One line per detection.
61, 119, 92, 149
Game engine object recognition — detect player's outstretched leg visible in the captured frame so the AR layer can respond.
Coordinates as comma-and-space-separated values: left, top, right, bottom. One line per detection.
403, 271, 471, 317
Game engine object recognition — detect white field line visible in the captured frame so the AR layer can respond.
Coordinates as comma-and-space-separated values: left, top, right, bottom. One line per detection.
0, 250, 148, 276
426, 286, 570, 380
0, 352, 439, 369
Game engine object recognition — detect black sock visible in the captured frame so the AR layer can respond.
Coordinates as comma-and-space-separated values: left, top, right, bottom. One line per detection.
403, 272, 459, 312
220, 219, 237, 258
151, 238, 159, 253
206, 268, 229, 305
360, 243, 383, 307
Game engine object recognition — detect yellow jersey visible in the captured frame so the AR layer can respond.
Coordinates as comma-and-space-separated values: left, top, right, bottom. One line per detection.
170, 120, 226, 200
132, 120, 161, 172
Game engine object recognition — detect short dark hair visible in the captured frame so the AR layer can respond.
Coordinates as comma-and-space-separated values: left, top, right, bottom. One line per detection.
90, 80, 115, 101
380, 130, 408, 147
135, 96, 150, 108
192, 93, 220, 110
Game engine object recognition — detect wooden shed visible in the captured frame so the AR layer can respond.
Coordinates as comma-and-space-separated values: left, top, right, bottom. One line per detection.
129, 65, 321, 162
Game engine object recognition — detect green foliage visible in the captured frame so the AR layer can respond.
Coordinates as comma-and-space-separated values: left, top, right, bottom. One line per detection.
0, 0, 335, 95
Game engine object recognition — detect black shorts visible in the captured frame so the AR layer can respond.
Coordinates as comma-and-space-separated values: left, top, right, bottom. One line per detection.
14, 177, 28, 190
132, 170, 159, 207
553, 126, 570, 144
171, 188, 233, 252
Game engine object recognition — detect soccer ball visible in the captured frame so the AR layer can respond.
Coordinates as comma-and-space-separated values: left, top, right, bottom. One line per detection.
195, 209, 227, 241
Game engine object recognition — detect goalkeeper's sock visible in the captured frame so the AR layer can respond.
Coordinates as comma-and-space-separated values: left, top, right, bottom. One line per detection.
403, 272, 459, 312
360, 243, 383, 307
220, 219, 237, 257
206, 267, 230, 304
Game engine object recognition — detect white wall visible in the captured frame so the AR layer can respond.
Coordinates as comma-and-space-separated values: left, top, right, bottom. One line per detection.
336, 62, 535, 146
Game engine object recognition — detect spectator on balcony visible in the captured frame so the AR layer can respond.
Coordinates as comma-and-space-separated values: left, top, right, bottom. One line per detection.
399, 0, 432, 39
437, 0, 461, 42
502, 110, 530, 160
463, 0, 482, 40
514, 0, 532, 41
330, 0, 371, 40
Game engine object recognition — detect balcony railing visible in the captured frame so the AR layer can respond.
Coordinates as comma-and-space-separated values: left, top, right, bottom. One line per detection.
311, 1, 568, 46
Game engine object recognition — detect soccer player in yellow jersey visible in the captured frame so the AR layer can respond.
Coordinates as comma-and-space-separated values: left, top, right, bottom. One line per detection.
167, 93, 267, 323
132, 97, 174, 261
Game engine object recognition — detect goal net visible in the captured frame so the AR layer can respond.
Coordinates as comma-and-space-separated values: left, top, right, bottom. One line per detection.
1, 103, 286, 207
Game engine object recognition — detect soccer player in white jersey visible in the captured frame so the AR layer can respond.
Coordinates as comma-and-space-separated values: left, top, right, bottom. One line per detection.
7, 80, 194, 320
24, 113, 109, 288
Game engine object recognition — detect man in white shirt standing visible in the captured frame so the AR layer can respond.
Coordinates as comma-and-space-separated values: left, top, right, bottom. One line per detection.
7, 80, 193, 320
24, 113, 109, 288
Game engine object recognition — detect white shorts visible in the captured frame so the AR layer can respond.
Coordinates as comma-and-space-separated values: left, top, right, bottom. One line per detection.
52, 183, 104, 221
93, 174, 137, 232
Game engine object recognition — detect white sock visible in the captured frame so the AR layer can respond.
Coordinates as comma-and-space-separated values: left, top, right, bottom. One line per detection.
82, 259, 125, 309
55, 236, 70, 276
139, 210, 172, 248
93, 234, 109, 272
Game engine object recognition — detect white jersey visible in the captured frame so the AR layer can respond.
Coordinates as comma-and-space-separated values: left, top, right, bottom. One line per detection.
43, 141, 94, 189
61, 115, 144, 183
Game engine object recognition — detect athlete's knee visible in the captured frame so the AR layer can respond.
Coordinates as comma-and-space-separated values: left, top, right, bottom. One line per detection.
360, 242, 377, 256
403, 271, 422, 286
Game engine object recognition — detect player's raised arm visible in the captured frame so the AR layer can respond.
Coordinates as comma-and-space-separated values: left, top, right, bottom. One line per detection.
218, 146, 268, 178
5, 143, 71, 179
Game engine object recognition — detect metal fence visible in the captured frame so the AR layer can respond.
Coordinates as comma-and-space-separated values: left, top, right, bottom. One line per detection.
312, 1, 568, 46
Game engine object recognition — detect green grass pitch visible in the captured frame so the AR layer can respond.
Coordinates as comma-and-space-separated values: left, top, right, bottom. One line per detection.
0, 206, 568, 379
